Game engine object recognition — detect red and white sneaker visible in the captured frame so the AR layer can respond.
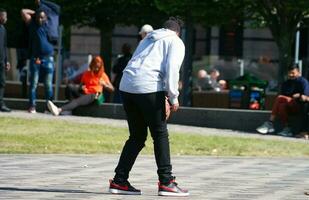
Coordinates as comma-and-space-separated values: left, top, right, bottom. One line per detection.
158, 179, 189, 197
109, 179, 141, 195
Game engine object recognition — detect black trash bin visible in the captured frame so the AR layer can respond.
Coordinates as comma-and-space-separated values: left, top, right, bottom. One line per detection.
229, 74, 268, 110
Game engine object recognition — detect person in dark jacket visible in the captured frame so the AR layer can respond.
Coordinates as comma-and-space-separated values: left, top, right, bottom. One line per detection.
0, 8, 11, 112
112, 43, 132, 103
37, 0, 60, 45
16, 48, 28, 98
21, 0, 59, 113
256, 64, 309, 137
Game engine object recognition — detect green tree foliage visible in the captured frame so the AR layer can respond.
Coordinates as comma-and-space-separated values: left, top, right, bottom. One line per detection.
1, 0, 167, 73
55, 0, 167, 74
1, 0, 35, 47
2, 0, 308, 82
246, 0, 309, 82
155, 0, 309, 82
155, 0, 244, 27
59, 0, 167, 29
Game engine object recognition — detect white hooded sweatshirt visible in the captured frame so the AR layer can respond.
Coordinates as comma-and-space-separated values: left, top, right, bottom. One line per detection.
119, 28, 185, 105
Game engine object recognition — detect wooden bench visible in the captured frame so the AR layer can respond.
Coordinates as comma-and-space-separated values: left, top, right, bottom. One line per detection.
192, 90, 277, 110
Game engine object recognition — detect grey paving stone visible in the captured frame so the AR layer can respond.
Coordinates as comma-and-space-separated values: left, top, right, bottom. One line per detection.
1, 111, 309, 199
0, 155, 309, 200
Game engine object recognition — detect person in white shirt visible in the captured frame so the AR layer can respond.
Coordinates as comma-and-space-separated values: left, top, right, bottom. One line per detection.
109, 17, 189, 197
139, 24, 153, 39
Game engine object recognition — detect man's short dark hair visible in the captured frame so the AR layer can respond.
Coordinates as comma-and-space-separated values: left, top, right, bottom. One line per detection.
163, 17, 183, 34
288, 63, 299, 71
209, 68, 219, 74
35, 8, 46, 15
0, 8, 6, 13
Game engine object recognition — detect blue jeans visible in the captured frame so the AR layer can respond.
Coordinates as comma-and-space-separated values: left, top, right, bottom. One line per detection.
29, 56, 54, 107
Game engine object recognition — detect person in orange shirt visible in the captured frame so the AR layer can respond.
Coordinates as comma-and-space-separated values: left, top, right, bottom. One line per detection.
47, 56, 114, 116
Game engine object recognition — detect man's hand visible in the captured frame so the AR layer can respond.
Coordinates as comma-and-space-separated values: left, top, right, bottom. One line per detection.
300, 94, 309, 102
165, 98, 179, 120
99, 79, 106, 86
292, 93, 301, 99
5, 62, 10, 71
165, 97, 171, 120
170, 103, 179, 112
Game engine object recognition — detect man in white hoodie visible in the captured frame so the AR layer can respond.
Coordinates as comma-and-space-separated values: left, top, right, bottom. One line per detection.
109, 17, 189, 197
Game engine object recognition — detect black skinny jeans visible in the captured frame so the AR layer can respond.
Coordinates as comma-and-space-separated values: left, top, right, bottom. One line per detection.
300, 102, 309, 132
114, 91, 173, 183
0, 63, 6, 105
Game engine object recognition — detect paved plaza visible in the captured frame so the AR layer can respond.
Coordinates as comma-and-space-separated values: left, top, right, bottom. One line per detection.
1, 155, 309, 200
1, 111, 309, 199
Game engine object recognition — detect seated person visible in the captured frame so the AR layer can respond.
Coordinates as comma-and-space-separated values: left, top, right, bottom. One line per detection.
195, 69, 210, 91
209, 68, 222, 91
256, 64, 309, 137
195, 68, 226, 92
47, 56, 114, 115
218, 79, 227, 90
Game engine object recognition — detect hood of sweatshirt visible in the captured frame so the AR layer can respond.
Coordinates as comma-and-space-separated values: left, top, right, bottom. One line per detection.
145, 28, 177, 41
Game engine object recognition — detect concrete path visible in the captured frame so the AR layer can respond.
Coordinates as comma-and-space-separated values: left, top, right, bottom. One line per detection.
0, 155, 309, 200
1, 110, 309, 199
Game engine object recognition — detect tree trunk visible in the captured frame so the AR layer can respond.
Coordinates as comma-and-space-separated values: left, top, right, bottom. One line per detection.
277, 35, 293, 84
99, 28, 113, 76
181, 16, 194, 106
99, 27, 113, 102
278, 38, 293, 83
270, 22, 295, 85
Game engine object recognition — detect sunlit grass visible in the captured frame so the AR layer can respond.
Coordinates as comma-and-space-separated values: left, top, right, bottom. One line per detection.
1, 117, 309, 157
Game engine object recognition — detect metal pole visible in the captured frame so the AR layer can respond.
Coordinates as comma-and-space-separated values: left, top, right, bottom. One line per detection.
54, 25, 63, 100
88, 54, 92, 65
299, 60, 303, 76
238, 59, 244, 76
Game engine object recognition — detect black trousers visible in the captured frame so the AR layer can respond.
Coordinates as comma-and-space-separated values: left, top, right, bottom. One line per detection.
300, 102, 309, 132
0, 63, 6, 106
114, 91, 173, 183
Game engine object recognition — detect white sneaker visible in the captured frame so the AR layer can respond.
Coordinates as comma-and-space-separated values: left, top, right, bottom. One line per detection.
47, 100, 60, 116
277, 127, 293, 137
256, 121, 274, 134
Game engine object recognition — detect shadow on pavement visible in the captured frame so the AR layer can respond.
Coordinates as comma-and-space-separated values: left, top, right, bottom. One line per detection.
0, 187, 108, 195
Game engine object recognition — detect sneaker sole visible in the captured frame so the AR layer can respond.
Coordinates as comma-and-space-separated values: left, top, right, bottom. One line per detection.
277, 133, 293, 137
256, 128, 274, 134
158, 191, 189, 197
109, 188, 141, 195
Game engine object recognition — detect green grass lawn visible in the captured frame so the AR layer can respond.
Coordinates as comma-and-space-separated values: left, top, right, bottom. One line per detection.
1, 116, 309, 157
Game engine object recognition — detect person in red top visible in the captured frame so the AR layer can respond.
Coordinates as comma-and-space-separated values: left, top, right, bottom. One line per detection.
47, 56, 114, 116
